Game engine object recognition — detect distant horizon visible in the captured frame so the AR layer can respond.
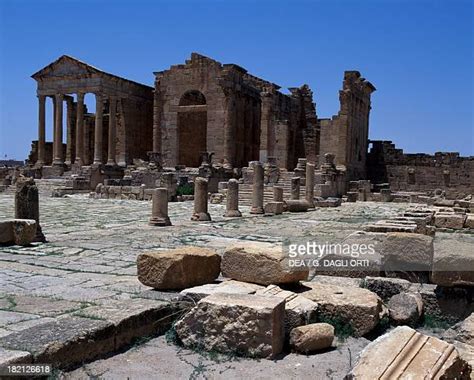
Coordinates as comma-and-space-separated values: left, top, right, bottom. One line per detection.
1, 0, 472, 160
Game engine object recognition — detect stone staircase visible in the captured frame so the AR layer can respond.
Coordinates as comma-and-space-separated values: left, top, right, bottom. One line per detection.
237, 171, 300, 206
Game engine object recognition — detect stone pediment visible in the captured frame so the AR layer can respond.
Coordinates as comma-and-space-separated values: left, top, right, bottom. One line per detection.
31, 55, 101, 80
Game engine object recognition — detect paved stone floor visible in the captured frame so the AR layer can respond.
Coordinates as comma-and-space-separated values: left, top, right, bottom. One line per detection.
62, 335, 370, 380
0, 192, 408, 338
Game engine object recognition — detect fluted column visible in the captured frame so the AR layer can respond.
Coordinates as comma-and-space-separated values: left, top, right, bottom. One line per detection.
65, 96, 74, 165
107, 97, 117, 165
93, 93, 103, 165
75, 93, 84, 166
36, 95, 46, 166
52, 94, 64, 166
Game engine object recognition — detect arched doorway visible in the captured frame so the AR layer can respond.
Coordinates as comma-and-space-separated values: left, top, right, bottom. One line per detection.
178, 90, 207, 167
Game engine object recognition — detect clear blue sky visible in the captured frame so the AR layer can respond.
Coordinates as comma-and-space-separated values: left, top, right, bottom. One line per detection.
0, 0, 472, 160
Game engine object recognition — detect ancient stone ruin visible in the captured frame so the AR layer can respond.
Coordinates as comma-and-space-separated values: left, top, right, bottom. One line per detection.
0, 52, 473, 379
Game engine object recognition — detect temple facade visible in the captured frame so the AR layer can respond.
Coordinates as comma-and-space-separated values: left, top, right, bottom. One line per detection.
30, 53, 375, 180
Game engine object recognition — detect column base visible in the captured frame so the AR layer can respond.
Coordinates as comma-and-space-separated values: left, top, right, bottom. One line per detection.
52, 160, 65, 167
149, 216, 172, 227
250, 206, 264, 214
191, 212, 211, 221
106, 160, 117, 167
224, 209, 242, 217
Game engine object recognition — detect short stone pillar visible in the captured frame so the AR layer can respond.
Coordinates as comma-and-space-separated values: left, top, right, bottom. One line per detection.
250, 162, 264, 214
305, 163, 315, 208
380, 189, 393, 203
149, 188, 171, 226
15, 177, 46, 242
291, 177, 301, 200
191, 177, 211, 221
224, 179, 242, 217
273, 186, 283, 202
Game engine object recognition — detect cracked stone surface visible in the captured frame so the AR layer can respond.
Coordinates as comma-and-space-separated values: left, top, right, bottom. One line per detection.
61, 334, 370, 379
1, 191, 472, 353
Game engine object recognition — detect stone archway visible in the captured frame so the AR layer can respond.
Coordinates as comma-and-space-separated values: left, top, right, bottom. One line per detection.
177, 90, 207, 167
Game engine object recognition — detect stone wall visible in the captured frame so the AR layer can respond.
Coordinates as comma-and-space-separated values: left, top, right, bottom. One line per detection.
319, 71, 375, 182
367, 140, 474, 199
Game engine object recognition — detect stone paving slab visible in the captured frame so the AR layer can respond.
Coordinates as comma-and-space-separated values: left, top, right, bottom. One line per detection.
62, 335, 371, 379
0, 193, 473, 371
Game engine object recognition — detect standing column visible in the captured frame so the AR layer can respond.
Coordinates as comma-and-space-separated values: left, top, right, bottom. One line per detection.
36, 95, 46, 166
305, 163, 315, 208
224, 179, 242, 217
250, 161, 264, 214
291, 177, 300, 200
223, 91, 235, 169
152, 90, 161, 154
15, 177, 46, 242
191, 177, 211, 221
65, 97, 74, 165
149, 188, 171, 226
93, 93, 103, 165
107, 97, 117, 165
75, 93, 84, 166
52, 94, 64, 166
273, 186, 283, 202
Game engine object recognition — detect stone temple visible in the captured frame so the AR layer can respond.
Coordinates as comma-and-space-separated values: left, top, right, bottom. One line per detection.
28, 53, 375, 179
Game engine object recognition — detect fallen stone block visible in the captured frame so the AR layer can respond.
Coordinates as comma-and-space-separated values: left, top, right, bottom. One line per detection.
434, 199, 456, 207
255, 285, 318, 334
180, 280, 264, 302
363, 276, 414, 301
264, 201, 284, 215
379, 232, 434, 272
285, 199, 310, 212
443, 313, 474, 346
431, 238, 474, 287
137, 246, 221, 290
365, 222, 418, 234
174, 293, 285, 359
313, 197, 342, 207
388, 292, 423, 326
300, 282, 383, 336
0, 219, 37, 246
434, 213, 466, 230
464, 215, 474, 229
289, 323, 334, 353
221, 242, 309, 285
346, 326, 471, 379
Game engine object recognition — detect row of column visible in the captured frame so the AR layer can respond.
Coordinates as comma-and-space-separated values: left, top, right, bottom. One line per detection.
149, 162, 317, 227
36, 93, 118, 167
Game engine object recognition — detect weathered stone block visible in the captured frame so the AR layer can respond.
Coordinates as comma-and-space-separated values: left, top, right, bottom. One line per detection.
289, 323, 334, 353
180, 280, 264, 302
222, 242, 309, 285
443, 313, 474, 346
264, 201, 284, 215
285, 199, 310, 212
6, 219, 37, 246
301, 282, 383, 336
464, 215, 474, 229
431, 238, 474, 287
388, 292, 423, 326
255, 285, 318, 334
175, 293, 285, 358
379, 232, 434, 272
434, 213, 466, 229
137, 246, 221, 290
346, 326, 471, 379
